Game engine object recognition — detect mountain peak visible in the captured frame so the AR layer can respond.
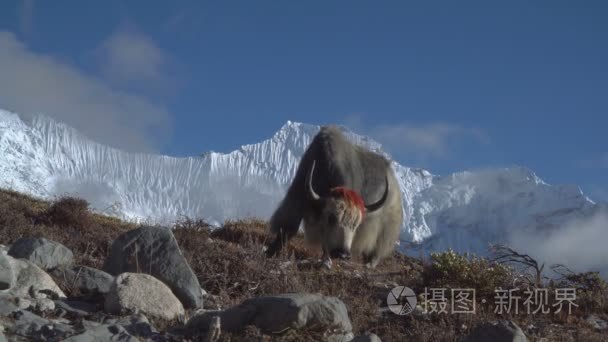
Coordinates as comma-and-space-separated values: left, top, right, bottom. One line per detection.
0, 109, 600, 262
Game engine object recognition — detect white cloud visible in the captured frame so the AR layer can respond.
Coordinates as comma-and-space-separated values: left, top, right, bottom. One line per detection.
509, 211, 608, 276
0, 31, 172, 152
344, 114, 488, 160
96, 29, 168, 86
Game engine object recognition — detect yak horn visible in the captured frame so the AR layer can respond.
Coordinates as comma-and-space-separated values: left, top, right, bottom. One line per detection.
306, 160, 321, 201
365, 175, 389, 213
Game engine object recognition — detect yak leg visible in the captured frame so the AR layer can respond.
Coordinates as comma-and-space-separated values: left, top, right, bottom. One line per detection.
266, 227, 298, 257
363, 252, 378, 269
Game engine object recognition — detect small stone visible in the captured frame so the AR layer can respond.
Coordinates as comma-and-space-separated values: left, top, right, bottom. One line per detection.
62, 323, 138, 342
464, 320, 527, 342
328, 332, 355, 342
352, 333, 382, 342
103, 313, 157, 338
35, 298, 56, 312
586, 315, 608, 331
54, 299, 97, 318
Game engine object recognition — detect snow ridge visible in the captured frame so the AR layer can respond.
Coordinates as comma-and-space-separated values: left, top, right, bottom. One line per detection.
0, 109, 600, 256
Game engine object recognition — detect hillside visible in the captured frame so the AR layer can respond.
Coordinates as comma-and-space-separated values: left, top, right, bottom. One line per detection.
0, 188, 606, 341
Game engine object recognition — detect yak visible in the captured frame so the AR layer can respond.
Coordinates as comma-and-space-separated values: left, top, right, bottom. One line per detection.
266, 126, 403, 268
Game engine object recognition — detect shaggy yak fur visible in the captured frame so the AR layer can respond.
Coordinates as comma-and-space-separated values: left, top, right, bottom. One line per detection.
266, 126, 403, 268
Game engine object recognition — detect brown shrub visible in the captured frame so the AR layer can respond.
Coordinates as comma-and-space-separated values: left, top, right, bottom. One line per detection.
40, 196, 92, 228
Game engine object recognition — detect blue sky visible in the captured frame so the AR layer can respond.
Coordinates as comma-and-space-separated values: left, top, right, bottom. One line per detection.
0, 0, 606, 201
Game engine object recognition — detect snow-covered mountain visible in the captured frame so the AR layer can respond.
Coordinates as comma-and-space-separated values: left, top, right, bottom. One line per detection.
0, 109, 604, 260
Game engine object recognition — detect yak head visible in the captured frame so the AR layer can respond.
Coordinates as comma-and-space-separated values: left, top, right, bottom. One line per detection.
304, 160, 389, 259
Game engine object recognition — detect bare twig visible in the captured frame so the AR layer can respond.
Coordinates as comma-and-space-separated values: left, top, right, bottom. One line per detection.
490, 244, 545, 288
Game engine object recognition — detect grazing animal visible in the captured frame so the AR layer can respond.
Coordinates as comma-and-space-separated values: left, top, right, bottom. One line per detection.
266, 126, 403, 268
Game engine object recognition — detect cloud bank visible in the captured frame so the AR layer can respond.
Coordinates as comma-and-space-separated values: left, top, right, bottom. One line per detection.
343, 115, 487, 161
509, 211, 608, 276
0, 31, 172, 152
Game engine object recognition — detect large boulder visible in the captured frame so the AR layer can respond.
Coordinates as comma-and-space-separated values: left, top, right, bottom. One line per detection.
103, 226, 203, 308
1, 254, 65, 299
51, 265, 114, 295
8, 237, 74, 271
187, 293, 352, 335
464, 320, 527, 342
104, 273, 185, 321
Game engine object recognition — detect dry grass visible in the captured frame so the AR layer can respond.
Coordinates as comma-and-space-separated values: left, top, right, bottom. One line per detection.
1, 188, 607, 341
0, 190, 135, 268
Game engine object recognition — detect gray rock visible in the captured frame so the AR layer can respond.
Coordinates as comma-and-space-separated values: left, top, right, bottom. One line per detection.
105, 273, 185, 321
16, 297, 55, 312
352, 333, 382, 342
104, 313, 157, 338
16, 297, 32, 310
51, 265, 114, 295
8, 237, 74, 270
62, 323, 138, 342
54, 299, 98, 318
464, 320, 527, 342
11, 310, 50, 335
246, 293, 352, 334
586, 314, 608, 331
0, 331, 6, 342
186, 308, 254, 334
0, 254, 13, 291
328, 333, 355, 342
187, 293, 352, 335
103, 226, 203, 309
0, 297, 18, 315
10, 309, 75, 341
3, 255, 65, 299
